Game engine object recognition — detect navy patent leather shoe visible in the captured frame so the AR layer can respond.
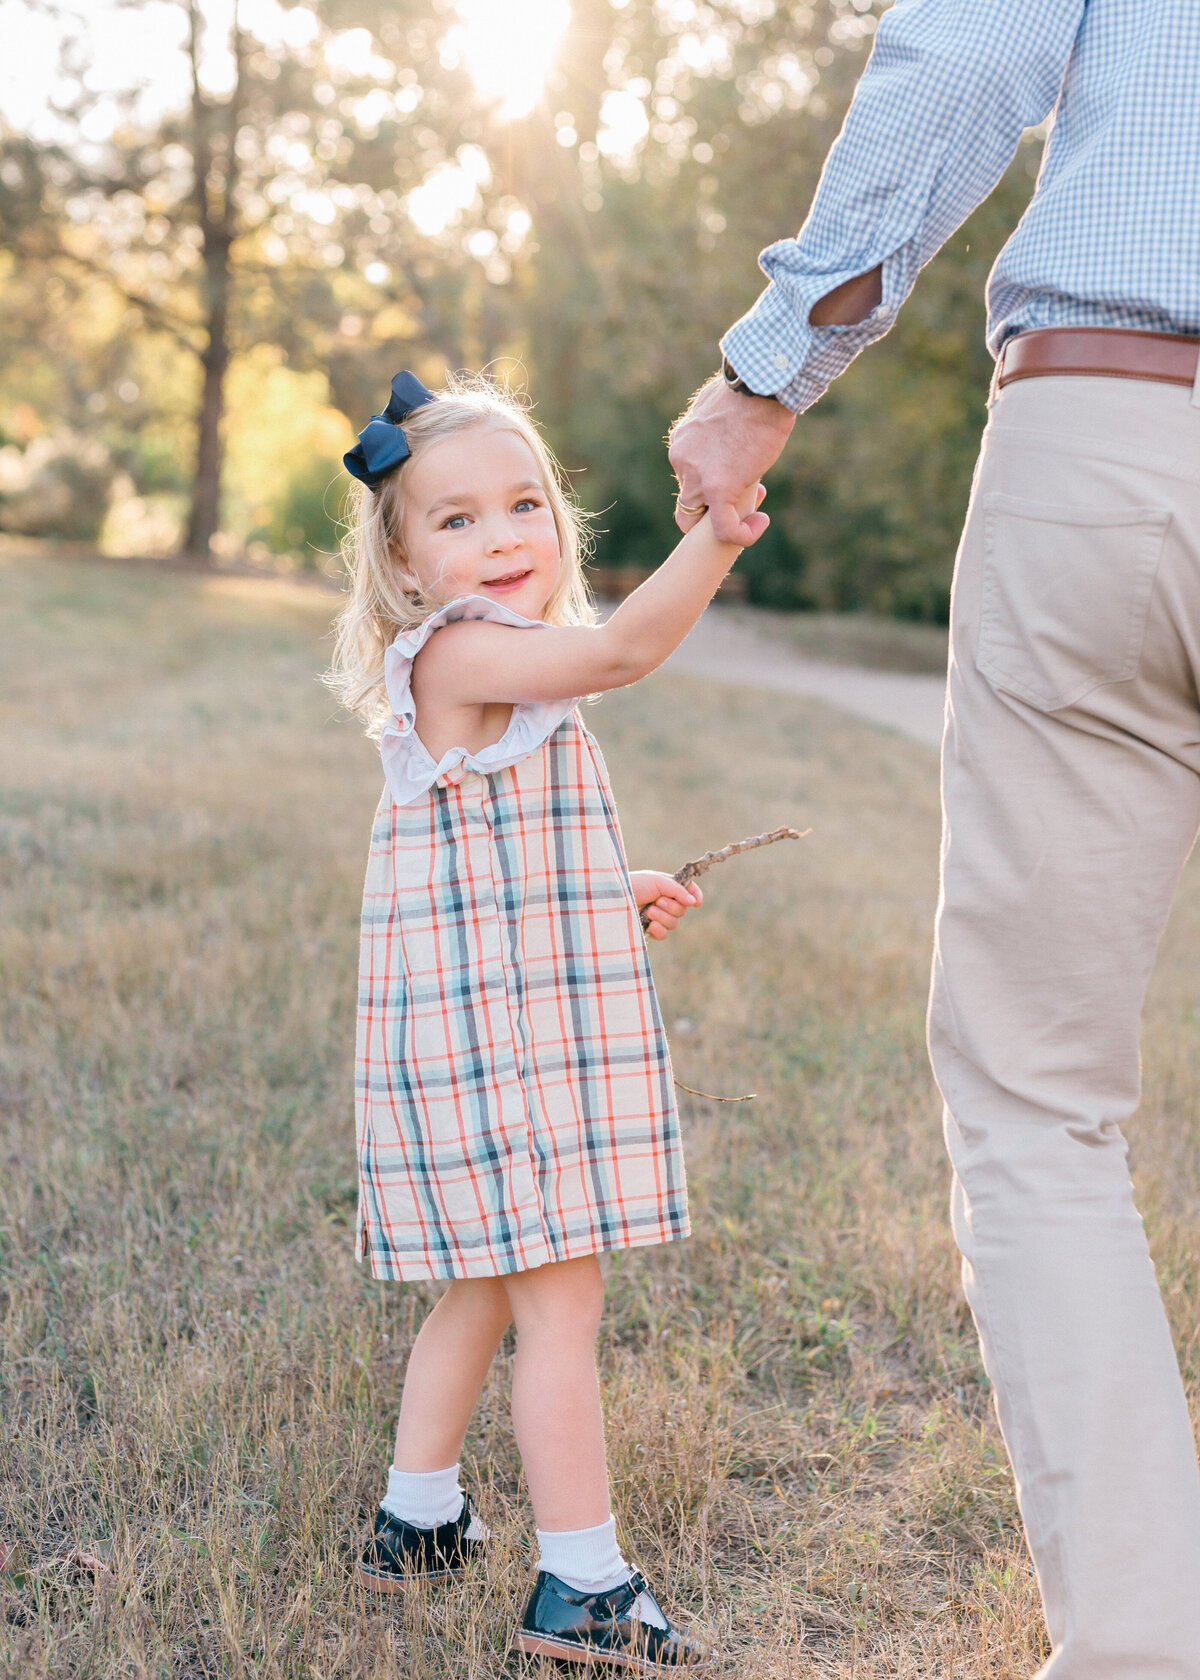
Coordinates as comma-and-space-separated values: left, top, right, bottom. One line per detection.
358, 1493, 483, 1591
514, 1570, 711, 1669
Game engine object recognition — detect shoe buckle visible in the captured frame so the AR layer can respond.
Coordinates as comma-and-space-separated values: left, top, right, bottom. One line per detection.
601, 1571, 646, 1620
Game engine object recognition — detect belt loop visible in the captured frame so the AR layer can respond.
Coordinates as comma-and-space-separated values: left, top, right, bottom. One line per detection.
987, 345, 1004, 410
1191, 342, 1200, 409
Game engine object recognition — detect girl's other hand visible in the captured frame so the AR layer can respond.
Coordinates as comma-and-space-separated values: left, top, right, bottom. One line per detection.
629, 873, 703, 941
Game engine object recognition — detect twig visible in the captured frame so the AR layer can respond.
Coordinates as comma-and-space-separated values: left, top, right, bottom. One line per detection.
673, 825, 811, 889
673, 1080, 756, 1104
641, 825, 810, 930
641, 824, 811, 1104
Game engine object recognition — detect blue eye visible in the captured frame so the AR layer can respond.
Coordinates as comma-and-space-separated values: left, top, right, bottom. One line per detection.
514, 498, 539, 513
442, 514, 470, 530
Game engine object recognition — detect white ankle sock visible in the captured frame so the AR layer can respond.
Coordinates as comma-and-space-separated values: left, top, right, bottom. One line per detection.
382, 1463, 478, 1531
383, 1463, 463, 1528
535, 1516, 631, 1596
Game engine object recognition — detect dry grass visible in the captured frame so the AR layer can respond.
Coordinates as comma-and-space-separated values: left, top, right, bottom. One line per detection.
2, 555, 1198, 1678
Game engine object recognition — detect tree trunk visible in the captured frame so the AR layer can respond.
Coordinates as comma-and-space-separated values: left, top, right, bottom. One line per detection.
181, 0, 241, 566
183, 244, 230, 562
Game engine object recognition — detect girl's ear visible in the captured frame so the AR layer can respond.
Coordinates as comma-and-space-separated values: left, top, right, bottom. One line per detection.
391, 545, 420, 597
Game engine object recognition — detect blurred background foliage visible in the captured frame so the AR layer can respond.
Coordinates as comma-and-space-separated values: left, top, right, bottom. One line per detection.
0, 0, 1041, 618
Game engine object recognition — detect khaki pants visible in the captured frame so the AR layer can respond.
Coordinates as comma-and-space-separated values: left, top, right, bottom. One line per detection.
930, 374, 1200, 1679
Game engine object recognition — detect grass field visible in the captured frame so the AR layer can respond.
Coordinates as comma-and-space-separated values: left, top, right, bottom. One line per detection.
3, 555, 1199, 1678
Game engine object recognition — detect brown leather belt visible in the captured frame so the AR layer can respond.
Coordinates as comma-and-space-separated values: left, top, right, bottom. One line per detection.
997, 326, 1200, 390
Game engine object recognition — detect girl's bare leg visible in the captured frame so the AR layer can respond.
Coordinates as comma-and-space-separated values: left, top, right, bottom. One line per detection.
502, 1256, 610, 1530
393, 1277, 512, 1470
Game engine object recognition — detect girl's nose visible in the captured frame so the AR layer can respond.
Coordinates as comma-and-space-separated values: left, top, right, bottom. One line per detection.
484, 515, 522, 553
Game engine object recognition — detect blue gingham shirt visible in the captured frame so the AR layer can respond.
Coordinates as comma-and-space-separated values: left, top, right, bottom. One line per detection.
722, 0, 1200, 412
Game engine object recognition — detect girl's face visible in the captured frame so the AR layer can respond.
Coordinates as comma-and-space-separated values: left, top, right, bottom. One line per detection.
398, 425, 563, 620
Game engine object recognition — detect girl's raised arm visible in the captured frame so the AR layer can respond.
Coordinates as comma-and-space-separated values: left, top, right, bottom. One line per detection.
416, 502, 762, 706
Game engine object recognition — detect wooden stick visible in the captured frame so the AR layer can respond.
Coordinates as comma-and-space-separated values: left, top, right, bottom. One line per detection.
641, 825, 810, 929
642, 824, 811, 1104
671, 825, 811, 890
673, 1079, 756, 1104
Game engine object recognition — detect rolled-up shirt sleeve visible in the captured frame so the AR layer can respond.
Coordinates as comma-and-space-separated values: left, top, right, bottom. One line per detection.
721, 0, 1084, 411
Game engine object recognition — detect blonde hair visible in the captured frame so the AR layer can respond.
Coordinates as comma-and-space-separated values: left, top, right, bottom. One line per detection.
325, 372, 596, 734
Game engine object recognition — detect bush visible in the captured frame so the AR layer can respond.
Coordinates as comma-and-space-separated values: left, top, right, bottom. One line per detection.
254, 458, 349, 570
0, 431, 115, 541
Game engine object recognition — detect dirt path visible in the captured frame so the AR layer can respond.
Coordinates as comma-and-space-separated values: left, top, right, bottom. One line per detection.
664, 606, 948, 749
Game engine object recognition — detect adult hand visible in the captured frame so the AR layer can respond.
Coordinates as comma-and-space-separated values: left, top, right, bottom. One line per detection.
668, 376, 796, 544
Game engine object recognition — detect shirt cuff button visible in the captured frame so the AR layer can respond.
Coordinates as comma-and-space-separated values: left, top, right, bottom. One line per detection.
773, 352, 789, 371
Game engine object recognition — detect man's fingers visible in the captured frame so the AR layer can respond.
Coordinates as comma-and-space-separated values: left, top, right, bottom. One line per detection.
679, 486, 767, 542
669, 375, 794, 539
673, 483, 708, 534
707, 499, 741, 543
673, 504, 706, 534
739, 509, 770, 545
709, 499, 770, 547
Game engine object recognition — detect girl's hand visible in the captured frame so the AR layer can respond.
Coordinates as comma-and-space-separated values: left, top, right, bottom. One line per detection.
629, 872, 703, 941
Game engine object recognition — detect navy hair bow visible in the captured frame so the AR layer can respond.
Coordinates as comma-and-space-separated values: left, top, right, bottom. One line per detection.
344, 370, 438, 491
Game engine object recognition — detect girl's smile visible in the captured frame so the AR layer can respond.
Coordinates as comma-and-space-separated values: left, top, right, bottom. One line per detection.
482, 566, 534, 592
400, 427, 563, 619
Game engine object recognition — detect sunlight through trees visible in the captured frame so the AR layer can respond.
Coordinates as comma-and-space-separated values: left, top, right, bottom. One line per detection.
0, 0, 1039, 613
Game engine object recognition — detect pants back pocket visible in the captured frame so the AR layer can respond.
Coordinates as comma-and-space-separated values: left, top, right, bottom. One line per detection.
977, 492, 1169, 713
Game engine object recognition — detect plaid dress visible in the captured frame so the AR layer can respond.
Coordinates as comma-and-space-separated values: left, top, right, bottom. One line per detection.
355, 598, 689, 1281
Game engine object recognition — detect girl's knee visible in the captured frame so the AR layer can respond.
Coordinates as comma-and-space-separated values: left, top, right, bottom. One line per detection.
444, 1275, 514, 1329
504, 1256, 604, 1338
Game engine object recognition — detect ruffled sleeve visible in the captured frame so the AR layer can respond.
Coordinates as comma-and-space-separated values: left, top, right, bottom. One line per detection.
379, 596, 580, 807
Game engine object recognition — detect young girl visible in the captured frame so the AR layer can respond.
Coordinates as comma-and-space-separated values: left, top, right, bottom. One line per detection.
327, 370, 766, 1670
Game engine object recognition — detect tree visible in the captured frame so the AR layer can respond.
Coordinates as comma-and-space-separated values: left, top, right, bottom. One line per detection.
2, 0, 1042, 615
0, 0, 500, 560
